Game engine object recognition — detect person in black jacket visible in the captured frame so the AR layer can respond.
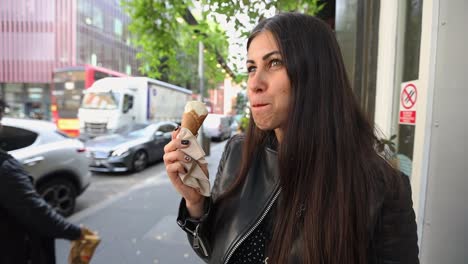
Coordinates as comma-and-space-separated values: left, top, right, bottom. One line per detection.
0, 98, 95, 264
163, 13, 419, 263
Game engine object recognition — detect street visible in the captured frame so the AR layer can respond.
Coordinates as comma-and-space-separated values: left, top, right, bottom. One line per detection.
55, 140, 227, 264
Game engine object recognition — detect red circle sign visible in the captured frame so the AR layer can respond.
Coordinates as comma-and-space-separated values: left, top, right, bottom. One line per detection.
401, 83, 417, 110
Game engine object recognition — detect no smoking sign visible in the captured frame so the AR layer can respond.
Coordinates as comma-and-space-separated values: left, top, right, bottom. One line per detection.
399, 81, 418, 125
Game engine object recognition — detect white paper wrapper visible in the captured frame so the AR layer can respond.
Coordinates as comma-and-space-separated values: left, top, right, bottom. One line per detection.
176, 127, 210, 196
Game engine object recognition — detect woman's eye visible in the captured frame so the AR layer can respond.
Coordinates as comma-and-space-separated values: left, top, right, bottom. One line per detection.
270, 59, 283, 68
247, 66, 256, 73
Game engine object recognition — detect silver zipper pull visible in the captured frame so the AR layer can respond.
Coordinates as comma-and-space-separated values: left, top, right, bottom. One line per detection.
193, 224, 200, 249
193, 236, 200, 249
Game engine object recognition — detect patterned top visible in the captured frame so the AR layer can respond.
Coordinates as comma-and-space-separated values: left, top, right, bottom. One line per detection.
228, 208, 275, 264
228, 218, 270, 263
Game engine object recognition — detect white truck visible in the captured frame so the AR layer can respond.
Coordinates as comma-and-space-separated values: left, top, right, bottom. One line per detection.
78, 77, 191, 138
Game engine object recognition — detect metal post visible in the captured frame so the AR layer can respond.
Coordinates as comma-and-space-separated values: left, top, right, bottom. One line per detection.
197, 41, 205, 150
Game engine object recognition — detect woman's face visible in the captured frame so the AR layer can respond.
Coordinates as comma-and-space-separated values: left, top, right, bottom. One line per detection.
247, 30, 291, 141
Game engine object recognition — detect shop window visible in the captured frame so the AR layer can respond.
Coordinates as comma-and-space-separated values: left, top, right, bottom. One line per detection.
391, 0, 423, 177
93, 7, 103, 29
114, 18, 123, 37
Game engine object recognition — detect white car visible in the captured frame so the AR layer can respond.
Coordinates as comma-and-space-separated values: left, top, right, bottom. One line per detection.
0, 118, 91, 216
203, 114, 232, 141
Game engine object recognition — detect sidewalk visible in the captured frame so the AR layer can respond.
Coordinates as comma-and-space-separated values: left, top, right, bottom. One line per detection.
56, 140, 227, 264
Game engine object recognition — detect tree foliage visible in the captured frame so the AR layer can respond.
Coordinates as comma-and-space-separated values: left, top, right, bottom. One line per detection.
123, 0, 324, 89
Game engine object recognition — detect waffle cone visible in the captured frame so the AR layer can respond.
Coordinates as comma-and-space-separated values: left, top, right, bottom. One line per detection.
182, 110, 207, 135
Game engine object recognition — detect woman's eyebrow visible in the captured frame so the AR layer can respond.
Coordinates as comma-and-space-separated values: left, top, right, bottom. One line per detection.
262, 51, 281, 60
246, 51, 281, 64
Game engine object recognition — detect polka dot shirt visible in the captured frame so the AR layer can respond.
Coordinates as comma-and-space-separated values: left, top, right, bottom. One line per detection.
228, 213, 273, 264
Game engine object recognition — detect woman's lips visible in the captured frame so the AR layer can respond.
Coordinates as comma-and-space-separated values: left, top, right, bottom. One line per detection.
251, 103, 270, 111
252, 103, 269, 108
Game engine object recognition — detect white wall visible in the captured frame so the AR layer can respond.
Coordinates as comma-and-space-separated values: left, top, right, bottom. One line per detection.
418, 0, 468, 262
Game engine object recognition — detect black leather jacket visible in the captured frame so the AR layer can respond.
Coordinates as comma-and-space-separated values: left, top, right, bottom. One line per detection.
177, 135, 419, 263
0, 149, 81, 264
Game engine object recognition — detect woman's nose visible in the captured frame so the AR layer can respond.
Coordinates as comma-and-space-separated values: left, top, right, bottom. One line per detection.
248, 71, 267, 93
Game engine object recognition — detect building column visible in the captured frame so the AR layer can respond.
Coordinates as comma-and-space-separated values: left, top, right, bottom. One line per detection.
374, 0, 399, 137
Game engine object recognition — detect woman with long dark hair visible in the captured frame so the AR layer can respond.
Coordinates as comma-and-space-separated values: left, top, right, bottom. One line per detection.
163, 12, 419, 263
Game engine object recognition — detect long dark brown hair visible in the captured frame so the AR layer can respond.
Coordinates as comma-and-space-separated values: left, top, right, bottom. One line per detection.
221, 13, 401, 263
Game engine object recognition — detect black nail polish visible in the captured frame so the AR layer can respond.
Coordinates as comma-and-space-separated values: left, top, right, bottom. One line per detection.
174, 125, 180, 131
181, 140, 189, 145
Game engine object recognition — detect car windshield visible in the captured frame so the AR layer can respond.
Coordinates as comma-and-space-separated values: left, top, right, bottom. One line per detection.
81, 91, 121, 110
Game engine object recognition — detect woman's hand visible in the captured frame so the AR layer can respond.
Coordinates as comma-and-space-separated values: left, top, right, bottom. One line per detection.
163, 127, 205, 218
79, 226, 97, 240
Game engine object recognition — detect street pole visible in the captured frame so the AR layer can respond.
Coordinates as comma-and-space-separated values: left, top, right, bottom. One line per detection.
198, 41, 205, 151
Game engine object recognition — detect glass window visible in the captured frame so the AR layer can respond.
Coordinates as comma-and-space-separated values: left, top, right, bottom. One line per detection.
0, 125, 38, 151
91, 53, 97, 66
122, 94, 133, 113
4, 83, 26, 118
93, 7, 103, 29
81, 92, 121, 110
78, 0, 90, 16
125, 64, 132, 75
114, 18, 123, 37
390, 0, 423, 177
53, 70, 86, 119
93, 70, 108, 81
27, 87, 43, 101
157, 124, 176, 133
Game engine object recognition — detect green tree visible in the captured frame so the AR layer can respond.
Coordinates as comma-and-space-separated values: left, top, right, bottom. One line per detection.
123, 0, 324, 88
235, 91, 248, 115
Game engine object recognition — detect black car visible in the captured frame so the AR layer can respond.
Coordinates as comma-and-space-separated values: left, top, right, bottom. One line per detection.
85, 121, 177, 172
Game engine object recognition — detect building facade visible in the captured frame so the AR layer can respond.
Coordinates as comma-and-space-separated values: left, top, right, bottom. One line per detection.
334, 0, 468, 264
375, 1, 468, 262
337, 0, 468, 262
0, 0, 141, 120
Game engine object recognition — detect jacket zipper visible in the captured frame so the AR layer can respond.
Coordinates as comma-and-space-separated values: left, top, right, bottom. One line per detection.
223, 187, 282, 264
192, 223, 209, 257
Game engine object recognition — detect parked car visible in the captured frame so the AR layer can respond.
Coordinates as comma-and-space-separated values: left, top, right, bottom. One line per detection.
203, 114, 232, 141
85, 121, 177, 173
0, 118, 91, 216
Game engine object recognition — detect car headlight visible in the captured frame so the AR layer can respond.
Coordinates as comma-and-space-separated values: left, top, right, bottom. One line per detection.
111, 148, 129, 157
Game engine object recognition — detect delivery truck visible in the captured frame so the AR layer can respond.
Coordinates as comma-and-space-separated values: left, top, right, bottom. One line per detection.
77, 77, 191, 138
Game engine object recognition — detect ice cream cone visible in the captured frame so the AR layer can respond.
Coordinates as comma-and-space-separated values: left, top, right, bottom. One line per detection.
182, 110, 207, 135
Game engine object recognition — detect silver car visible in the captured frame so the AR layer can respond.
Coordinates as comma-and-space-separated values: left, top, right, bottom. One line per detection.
0, 118, 91, 216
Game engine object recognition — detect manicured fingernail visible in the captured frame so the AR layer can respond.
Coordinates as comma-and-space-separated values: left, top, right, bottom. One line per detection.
174, 125, 180, 131
184, 155, 192, 162
181, 140, 189, 145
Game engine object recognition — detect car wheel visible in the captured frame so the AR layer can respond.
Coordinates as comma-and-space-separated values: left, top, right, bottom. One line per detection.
132, 150, 148, 172
37, 179, 77, 217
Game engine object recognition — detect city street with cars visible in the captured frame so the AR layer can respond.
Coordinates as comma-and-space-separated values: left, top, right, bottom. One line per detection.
55, 140, 227, 264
